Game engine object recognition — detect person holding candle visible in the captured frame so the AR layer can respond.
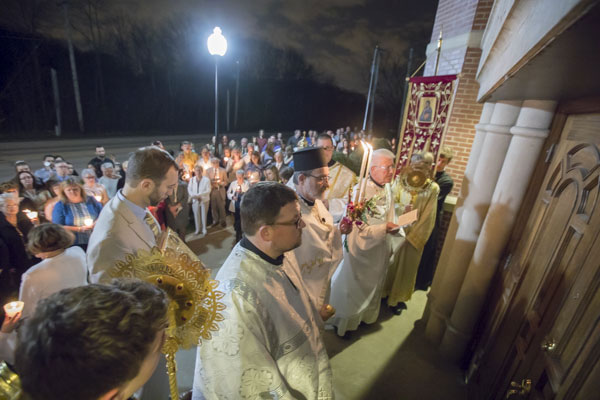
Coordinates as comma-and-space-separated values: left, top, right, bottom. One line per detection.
286, 147, 350, 321
206, 157, 228, 228
0, 224, 87, 365
16, 171, 53, 217
52, 178, 102, 251
328, 149, 405, 336
0, 193, 36, 306
81, 168, 109, 205
164, 170, 189, 242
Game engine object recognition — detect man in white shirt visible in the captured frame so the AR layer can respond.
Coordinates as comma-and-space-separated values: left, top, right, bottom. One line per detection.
193, 182, 333, 400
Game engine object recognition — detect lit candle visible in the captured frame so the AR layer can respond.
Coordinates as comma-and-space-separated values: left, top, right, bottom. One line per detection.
359, 143, 374, 203
22, 209, 38, 220
84, 218, 94, 227
93, 195, 102, 202
354, 141, 368, 203
4, 301, 24, 318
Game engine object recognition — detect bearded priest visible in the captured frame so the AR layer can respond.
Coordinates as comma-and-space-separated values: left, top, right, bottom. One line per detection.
328, 149, 404, 336
285, 147, 350, 322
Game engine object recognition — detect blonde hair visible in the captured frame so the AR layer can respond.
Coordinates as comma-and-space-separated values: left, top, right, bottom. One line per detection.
58, 178, 87, 204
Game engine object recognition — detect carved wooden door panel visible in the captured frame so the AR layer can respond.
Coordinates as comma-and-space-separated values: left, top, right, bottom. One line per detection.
470, 114, 600, 399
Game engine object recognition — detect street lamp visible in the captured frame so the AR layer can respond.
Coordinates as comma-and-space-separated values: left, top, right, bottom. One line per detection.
207, 27, 227, 155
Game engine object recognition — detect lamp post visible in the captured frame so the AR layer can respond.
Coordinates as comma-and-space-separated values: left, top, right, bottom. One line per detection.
207, 27, 227, 155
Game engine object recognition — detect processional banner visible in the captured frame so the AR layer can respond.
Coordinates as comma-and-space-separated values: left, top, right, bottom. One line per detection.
394, 74, 458, 175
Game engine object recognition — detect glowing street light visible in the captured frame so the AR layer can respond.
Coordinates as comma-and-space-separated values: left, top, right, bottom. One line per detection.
207, 27, 228, 154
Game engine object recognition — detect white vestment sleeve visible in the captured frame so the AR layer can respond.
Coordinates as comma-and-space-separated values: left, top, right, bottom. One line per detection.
194, 290, 294, 400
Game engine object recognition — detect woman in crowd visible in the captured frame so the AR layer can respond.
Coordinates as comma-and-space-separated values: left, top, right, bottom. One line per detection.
188, 163, 211, 236
0, 193, 35, 305
261, 142, 276, 166
16, 171, 52, 216
279, 166, 294, 185
21, 223, 88, 318
221, 147, 234, 180
52, 178, 102, 251
227, 147, 245, 183
81, 168, 109, 205
245, 151, 263, 178
263, 165, 281, 183
0, 223, 87, 365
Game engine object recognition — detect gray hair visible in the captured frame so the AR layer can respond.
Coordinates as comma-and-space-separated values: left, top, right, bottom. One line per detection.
0, 192, 19, 211
210, 157, 220, 164
236, 169, 245, 176
81, 168, 96, 178
101, 162, 114, 170
292, 168, 316, 185
372, 149, 395, 161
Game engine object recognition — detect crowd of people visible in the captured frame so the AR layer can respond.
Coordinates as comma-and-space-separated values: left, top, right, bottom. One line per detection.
0, 127, 455, 400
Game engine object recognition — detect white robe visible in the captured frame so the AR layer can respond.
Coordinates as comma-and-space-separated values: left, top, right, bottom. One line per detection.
193, 243, 333, 400
325, 162, 356, 223
285, 198, 342, 313
328, 179, 404, 336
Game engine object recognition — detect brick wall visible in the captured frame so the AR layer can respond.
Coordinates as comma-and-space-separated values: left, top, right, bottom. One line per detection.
424, 0, 494, 196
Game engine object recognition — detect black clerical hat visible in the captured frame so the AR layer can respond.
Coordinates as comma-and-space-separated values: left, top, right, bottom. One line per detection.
293, 147, 328, 171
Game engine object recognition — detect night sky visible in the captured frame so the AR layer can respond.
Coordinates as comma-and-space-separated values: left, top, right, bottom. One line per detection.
22, 0, 438, 93
127, 0, 437, 92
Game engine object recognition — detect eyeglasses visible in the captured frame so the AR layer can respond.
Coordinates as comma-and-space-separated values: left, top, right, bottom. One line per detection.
268, 215, 303, 229
306, 174, 330, 183
373, 165, 395, 172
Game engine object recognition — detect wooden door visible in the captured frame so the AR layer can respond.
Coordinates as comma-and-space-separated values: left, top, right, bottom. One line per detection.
468, 113, 600, 399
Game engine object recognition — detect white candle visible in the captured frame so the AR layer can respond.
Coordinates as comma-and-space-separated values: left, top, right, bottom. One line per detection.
23, 209, 38, 220
4, 301, 24, 318
93, 195, 102, 202
84, 218, 94, 227
354, 141, 368, 203
359, 143, 374, 203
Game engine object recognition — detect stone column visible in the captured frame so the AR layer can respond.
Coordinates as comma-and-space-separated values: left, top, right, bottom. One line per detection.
423, 102, 496, 326
424, 101, 522, 345
439, 100, 557, 361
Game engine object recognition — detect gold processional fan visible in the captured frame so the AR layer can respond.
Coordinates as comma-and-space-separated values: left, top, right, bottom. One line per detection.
109, 229, 225, 400
398, 161, 433, 205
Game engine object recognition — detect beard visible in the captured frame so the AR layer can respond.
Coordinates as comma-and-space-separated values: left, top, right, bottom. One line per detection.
148, 187, 164, 206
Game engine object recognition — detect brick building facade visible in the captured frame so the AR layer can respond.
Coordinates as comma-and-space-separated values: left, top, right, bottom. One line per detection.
423, 0, 494, 196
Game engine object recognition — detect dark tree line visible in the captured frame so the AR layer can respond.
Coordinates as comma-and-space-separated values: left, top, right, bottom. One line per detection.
0, 2, 410, 139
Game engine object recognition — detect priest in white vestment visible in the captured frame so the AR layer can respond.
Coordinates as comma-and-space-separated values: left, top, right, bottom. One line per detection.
316, 134, 356, 223
328, 149, 404, 336
384, 152, 439, 311
285, 147, 349, 320
193, 182, 333, 400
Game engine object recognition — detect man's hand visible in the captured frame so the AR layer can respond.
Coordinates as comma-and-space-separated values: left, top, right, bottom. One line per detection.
168, 204, 182, 217
339, 217, 353, 235
404, 203, 413, 213
386, 222, 400, 234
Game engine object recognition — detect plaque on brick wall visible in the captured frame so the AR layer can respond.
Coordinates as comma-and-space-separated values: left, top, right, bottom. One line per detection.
394, 74, 458, 175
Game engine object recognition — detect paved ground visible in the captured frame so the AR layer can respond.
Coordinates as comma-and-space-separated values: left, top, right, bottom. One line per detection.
0, 132, 253, 182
